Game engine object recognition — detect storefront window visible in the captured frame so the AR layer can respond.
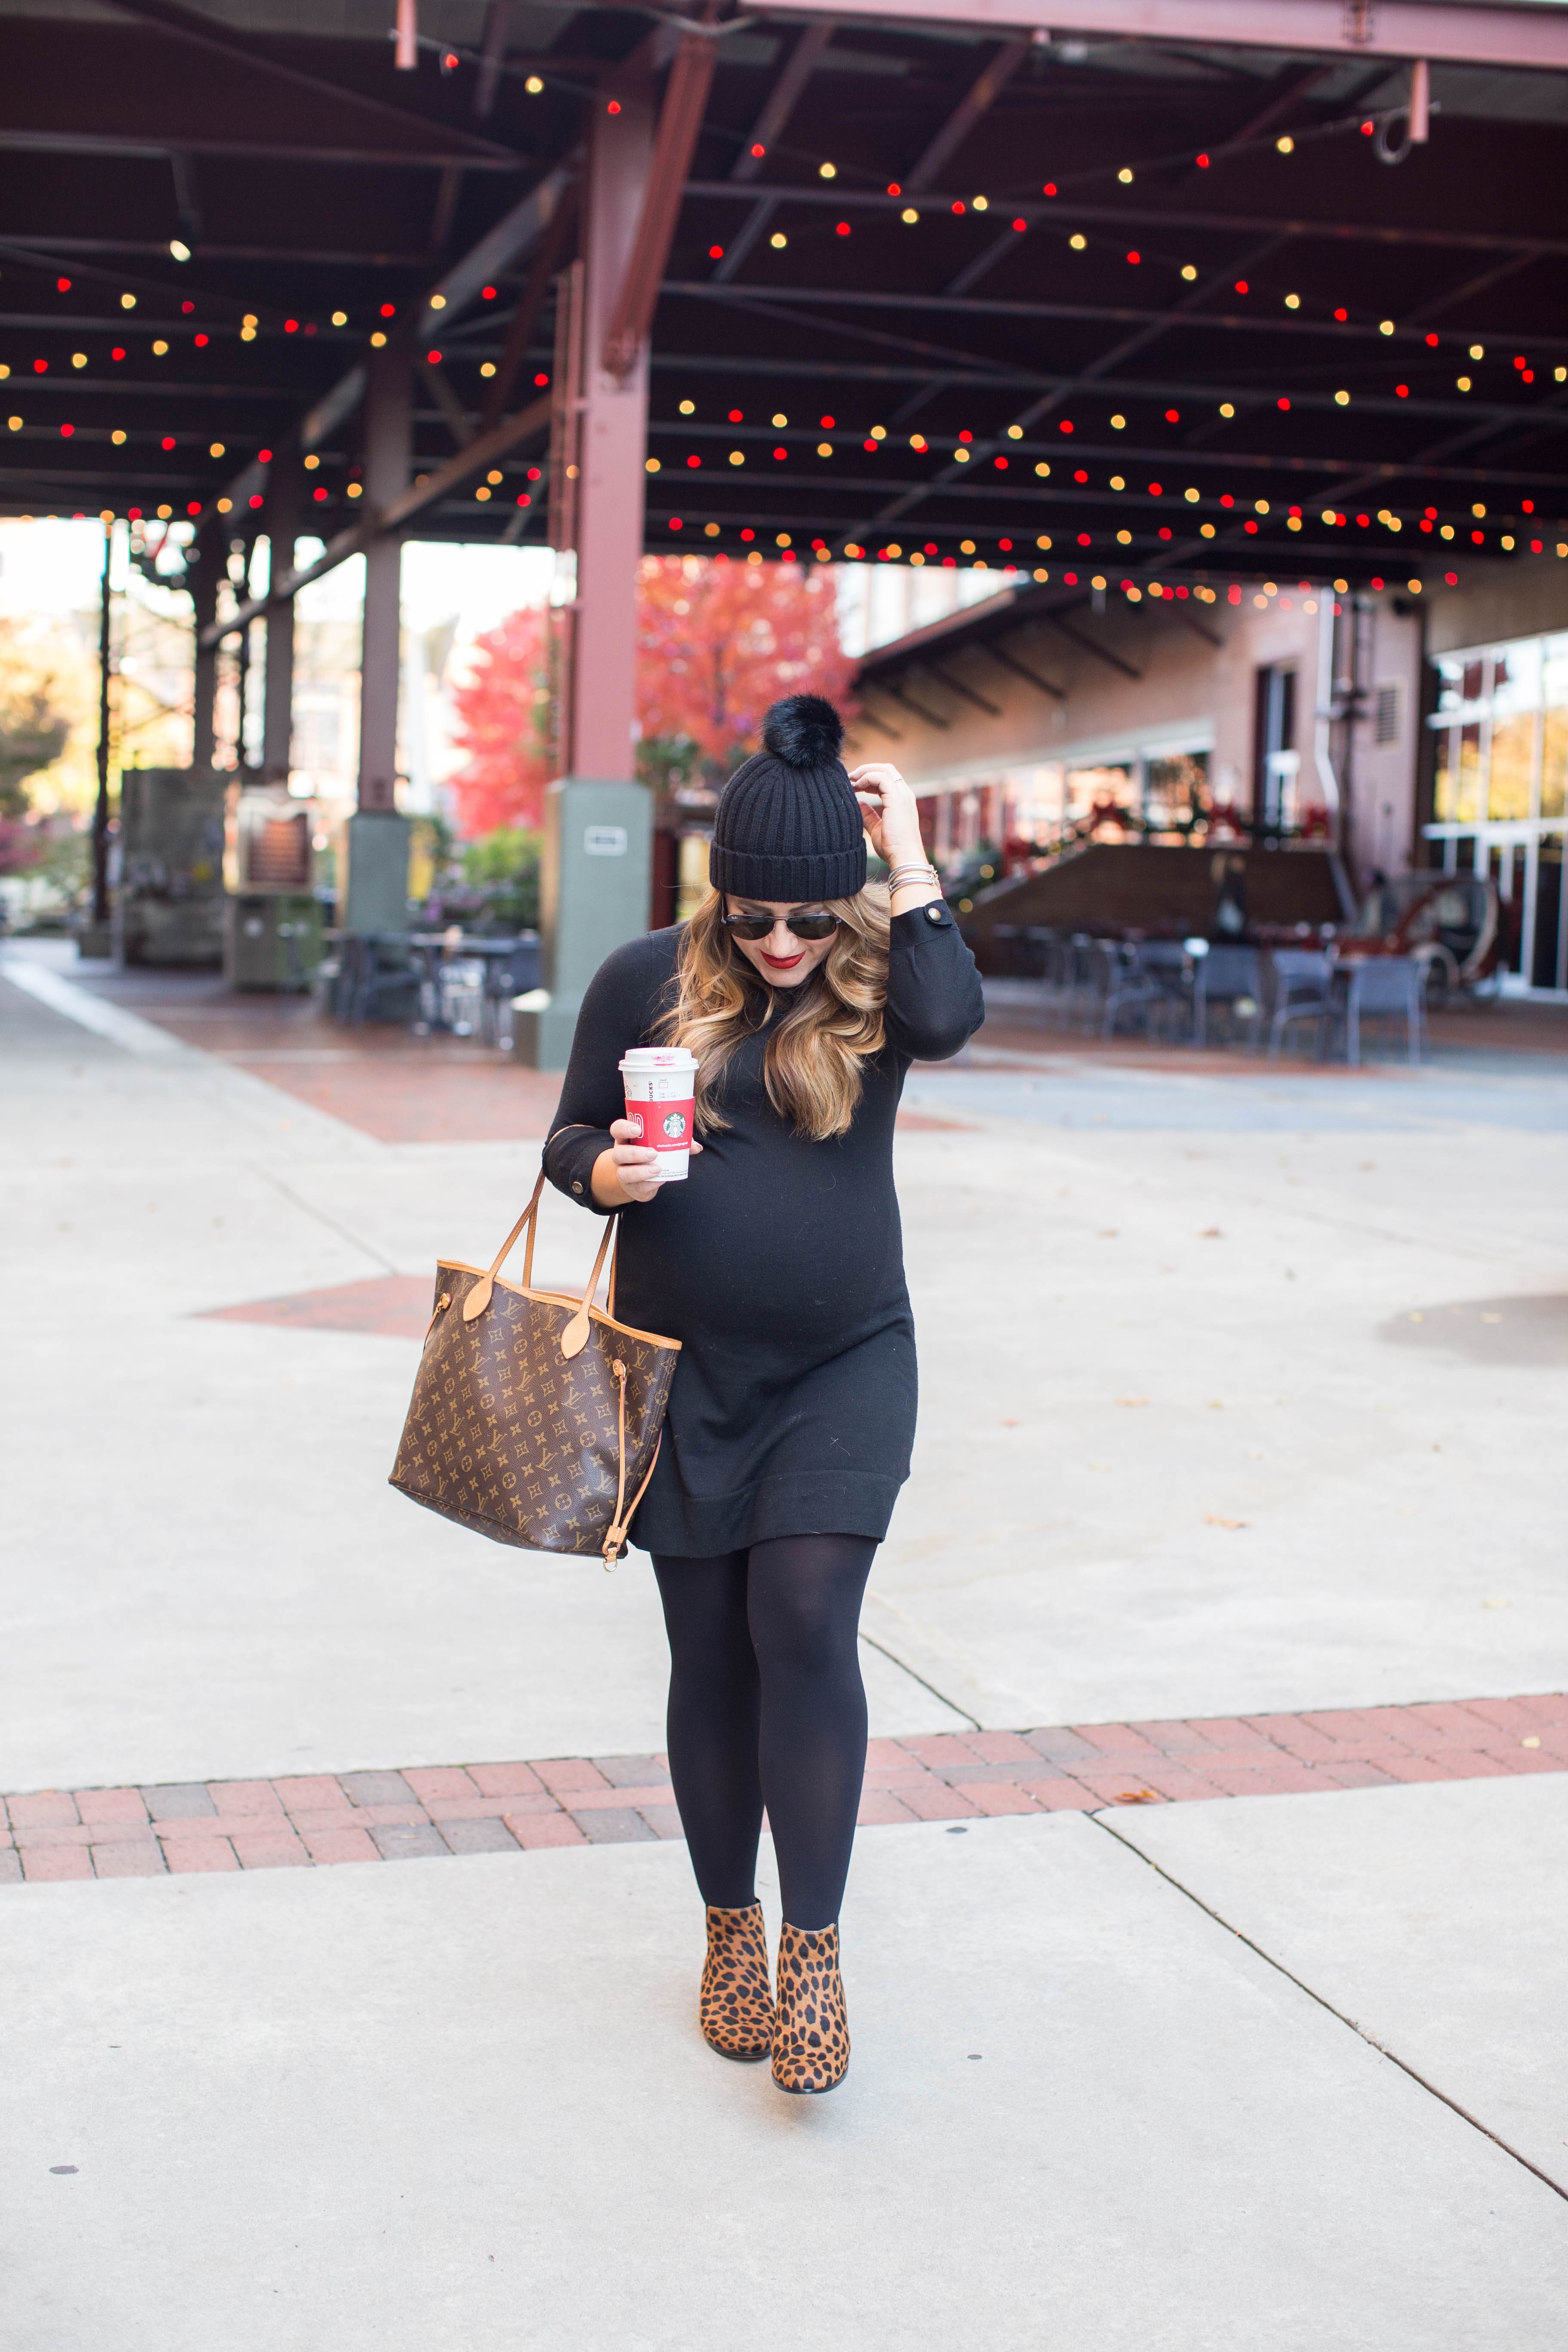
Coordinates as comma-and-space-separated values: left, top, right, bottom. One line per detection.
1488, 714, 1536, 819
1426, 629, 1568, 994
1488, 642, 1540, 820
1145, 751, 1210, 836
1065, 763, 1135, 834
1543, 634, 1568, 820
1455, 723, 1482, 822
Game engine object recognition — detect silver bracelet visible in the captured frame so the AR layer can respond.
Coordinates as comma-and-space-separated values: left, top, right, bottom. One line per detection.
887, 861, 939, 888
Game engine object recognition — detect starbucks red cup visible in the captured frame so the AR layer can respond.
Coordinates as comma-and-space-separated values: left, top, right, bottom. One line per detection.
618, 1047, 699, 1182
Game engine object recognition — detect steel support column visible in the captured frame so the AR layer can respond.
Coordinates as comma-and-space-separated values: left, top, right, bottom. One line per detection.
347, 332, 413, 933
356, 337, 410, 815
260, 442, 301, 783
85, 519, 113, 949
190, 522, 220, 772
516, 88, 655, 1072
571, 83, 654, 777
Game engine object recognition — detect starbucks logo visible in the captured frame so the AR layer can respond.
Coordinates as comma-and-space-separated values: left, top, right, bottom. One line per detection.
662, 1109, 688, 1140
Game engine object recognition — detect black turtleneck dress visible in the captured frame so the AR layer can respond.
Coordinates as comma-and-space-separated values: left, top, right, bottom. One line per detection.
542, 902, 984, 1558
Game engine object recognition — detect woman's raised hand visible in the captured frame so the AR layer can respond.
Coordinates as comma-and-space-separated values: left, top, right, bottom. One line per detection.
848, 761, 926, 869
591, 1118, 703, 1209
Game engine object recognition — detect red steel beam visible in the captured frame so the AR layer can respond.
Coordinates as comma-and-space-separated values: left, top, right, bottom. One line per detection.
767, 0, 1568, 72
603, 33, 720, 382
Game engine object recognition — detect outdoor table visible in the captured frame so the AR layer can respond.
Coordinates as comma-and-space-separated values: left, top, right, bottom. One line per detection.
325, 929, 524, 1034
401, 931, 524, 1036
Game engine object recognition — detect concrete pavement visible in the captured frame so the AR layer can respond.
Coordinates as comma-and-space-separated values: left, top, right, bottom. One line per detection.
3, 937, 1565, 2347
7, 1812, 1567, 2352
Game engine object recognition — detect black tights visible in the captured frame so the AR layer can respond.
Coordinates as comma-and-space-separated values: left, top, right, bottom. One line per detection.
651, 1535, 876, 1932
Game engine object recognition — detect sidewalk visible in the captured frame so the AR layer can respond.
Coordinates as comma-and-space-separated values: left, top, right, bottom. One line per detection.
4, 939, 1565, 2348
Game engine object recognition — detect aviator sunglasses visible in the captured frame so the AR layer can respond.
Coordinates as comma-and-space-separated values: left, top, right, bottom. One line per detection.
721, 911, 841, 943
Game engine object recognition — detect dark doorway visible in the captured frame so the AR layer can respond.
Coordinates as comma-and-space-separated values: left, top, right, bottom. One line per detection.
1254, 666, 1298, 824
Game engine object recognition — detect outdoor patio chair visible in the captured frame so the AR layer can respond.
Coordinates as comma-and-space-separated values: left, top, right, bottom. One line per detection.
1063, 934, 1102, 1030
1265, 949, 1334, 1060
483, 936, 542, 1049
311, 944, 350, 1020
348, 934, 421, 1026
437, 956, 487, 1038
1101, 940, 1189, 1042
1192, 944, 1264, 1050
1338, 956, 1426, 1067
1027, 927, 1071, 1023
1080, 938, 1120, 1035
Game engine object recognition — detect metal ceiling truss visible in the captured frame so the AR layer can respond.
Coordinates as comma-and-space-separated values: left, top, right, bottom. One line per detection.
1, 0, 1564, 597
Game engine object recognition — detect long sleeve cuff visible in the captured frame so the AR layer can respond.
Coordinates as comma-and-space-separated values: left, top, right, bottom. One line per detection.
544, 1123, 617, 1215
885, 900, 986, 1063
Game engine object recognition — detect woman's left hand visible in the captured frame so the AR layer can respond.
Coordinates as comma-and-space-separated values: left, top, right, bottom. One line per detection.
848, 762, 926, 869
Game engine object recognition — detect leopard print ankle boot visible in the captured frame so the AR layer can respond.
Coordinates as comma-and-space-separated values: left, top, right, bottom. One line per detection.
699, 1902, 775, 2062
771, 1921, 850, 2095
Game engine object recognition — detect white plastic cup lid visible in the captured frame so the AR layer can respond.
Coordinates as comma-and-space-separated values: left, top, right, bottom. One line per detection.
619, 1047, 698, 1071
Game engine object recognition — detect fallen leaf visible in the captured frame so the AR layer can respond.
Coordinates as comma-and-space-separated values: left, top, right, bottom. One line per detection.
1114, 1789, 1160, 1804
1000, 1418, 1021, 1427
1522, 1736, 1541, 1749
1115, 1395, 1150, 1408
1099, 1228, 1119, 1238
1207, 1400, 1224, 1411
1204, 1513, 1249, 1529
1198, 1226, 1222, 1238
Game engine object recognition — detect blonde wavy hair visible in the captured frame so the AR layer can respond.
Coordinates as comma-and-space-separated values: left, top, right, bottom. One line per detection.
657, 885, 891, 1140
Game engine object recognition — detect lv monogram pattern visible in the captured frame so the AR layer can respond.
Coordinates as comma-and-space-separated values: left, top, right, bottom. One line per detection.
389, 1263, 678, 1559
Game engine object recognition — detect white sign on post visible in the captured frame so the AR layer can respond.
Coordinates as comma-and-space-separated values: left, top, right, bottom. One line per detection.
584, 825, 628, 857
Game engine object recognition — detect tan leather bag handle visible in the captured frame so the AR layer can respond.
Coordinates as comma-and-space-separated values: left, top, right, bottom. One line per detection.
461, 1129, 618, 1347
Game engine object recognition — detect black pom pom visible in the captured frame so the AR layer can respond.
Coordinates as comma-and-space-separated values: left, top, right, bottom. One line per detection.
761, 693, 845, 769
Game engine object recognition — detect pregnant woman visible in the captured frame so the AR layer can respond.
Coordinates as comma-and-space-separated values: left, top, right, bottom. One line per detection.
544, 695, 983, 2095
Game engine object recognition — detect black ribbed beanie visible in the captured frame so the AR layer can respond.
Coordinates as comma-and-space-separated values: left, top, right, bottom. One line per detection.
709, 694, 865, 903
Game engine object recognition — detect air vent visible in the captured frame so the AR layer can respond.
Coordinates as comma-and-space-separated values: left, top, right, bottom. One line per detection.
1373, 681, 1402, 746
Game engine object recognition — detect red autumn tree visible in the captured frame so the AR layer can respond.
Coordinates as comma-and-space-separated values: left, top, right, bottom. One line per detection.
445, 604, 553, 837
444, 560, 855, 840
637, 555, 854, 774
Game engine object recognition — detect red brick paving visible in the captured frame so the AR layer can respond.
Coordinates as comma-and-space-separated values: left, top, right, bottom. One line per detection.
3, 1692, 1562, 1886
